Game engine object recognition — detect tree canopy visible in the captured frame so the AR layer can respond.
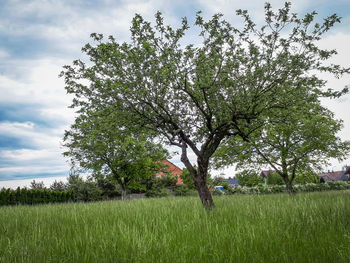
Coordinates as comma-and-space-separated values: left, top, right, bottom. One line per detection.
215, 96, 350, 192
61, 2, 349, 208
63, 109, 167, 198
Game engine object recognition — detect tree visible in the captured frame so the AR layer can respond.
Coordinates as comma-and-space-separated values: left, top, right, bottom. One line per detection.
50, 180, 67, 191
293, 169, 319, 184
180, 169, 196, 189
63, 111, 167, 200
66, 174, 102, 202
61, 3, 348, 208
235, 170, 262, 187
215, 100, 350, 192
265, 172, 284, 185
30, 180, 45, 190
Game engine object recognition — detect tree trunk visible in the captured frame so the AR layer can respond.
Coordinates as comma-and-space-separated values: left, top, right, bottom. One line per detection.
194, 175, 215, 210
283, 176, 295, 194
121, 187, 127, 200
179, 140, 216, 210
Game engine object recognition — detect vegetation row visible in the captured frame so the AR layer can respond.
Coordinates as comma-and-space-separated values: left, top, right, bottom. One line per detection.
2, 177, 350, 206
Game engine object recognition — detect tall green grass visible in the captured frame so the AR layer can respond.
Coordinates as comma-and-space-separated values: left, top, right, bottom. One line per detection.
1, 191, 350, 263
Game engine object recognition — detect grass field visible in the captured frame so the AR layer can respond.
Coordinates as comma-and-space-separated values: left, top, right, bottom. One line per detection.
1, 191, 350, 263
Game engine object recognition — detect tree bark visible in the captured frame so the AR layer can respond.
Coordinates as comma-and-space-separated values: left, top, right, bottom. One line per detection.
180, 141, 215, 209
122, 189, 126, 200
283, 176, 295, 194
194, 174, 215, 209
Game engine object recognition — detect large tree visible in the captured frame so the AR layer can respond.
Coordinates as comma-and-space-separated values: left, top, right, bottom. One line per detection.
61, 2, 348, 208
63, 109, 167, 199
214, 97, 350, 193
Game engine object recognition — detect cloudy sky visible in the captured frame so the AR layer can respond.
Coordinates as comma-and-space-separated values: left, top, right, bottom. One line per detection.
1, 0, 350, 188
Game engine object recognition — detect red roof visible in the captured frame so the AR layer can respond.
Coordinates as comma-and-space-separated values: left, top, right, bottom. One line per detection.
155, 160, 183, 185
318, 171, 344, 182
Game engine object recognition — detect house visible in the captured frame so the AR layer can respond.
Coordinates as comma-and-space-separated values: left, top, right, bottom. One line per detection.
318, 167, 350, 182
261, 170, 276, 181
155, 160, 183, 185
227, 177, 239, 187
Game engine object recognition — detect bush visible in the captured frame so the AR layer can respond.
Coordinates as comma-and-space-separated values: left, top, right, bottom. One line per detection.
266, 173, 284, 185
229, 181, 350, 195
236, 170, 262, 186
174, 185, 189, 196
294, 170, 319, 184
128, 181, 147, 193
145, 188, 169, 198
180, 169, 196, 189
212, 189, 225, 196
225, 187, 239, 195
158, 174, 177, 188
0, 188, 75, 206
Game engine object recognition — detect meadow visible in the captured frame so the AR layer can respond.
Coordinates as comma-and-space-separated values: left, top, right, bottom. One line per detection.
1, 191, 350, 263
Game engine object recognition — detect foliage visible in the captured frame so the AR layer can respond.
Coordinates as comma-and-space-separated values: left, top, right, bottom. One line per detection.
216, 100, 350, 192
127, 181, 147, 193
0, 187, 75, 206
50, 180, 67, 191
266, 173, 284, 185
236, 170, 262, 186
63, 105, 167, 199
180, 169, 196, 189
225, 181, 350, 195
173, 185, 197, 196
30, 180, 45, 190
95, 174, 122, 198
61, 3, 349, 208
145, 188, 169, 198
212, 189, 225, 196
294, 169, 319, 184
157, 174, 177, 188
66, 174, 103, 202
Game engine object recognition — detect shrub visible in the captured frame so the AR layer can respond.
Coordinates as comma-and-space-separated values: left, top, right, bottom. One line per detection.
294, 170, 319, 184
158, 174, 177, 188
174, 185, 189, 196
236, 170, 262, 186
212, 189, 225, 196
266, 173, 284, 185
145, 188, 169, 198
0, 188, 75, 206
128, 181, 147, 193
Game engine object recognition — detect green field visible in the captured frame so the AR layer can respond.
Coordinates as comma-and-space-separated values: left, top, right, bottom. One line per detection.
1, 191, 350, 263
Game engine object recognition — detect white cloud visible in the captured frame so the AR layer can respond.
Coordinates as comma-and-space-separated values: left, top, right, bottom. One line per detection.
0, 49, 9, 59
0, 176, 68, 189
1, 0, 350, 186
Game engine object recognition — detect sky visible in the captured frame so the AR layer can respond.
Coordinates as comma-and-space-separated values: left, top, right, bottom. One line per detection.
1, 0, 350, 188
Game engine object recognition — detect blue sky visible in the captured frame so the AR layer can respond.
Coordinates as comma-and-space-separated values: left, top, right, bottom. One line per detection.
1, 0, 350, 188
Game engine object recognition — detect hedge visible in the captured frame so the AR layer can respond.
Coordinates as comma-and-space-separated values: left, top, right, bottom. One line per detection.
224, 181, 350, 195
0, 187, 76, 206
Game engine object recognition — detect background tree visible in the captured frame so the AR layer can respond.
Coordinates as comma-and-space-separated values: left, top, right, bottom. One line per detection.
66, 174, 102, 202
50, 180, 67, 191
265, 173, 285, 186
180, 169, 196, 189
293, 169, 319, 184
235, 170, 262, 187
215, 99, 350, 192
30, 180, 45, 190
61, 2, 348, 208
63, 110, 167, 199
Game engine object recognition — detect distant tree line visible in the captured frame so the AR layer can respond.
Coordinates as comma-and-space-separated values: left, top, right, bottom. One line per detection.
0, 188, 75, 206
0, 171, 184, 206
234, 169, 320, 187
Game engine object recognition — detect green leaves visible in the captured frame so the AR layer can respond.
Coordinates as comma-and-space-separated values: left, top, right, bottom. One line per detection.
63, 107, 167, 192
61, 3, 349, 205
